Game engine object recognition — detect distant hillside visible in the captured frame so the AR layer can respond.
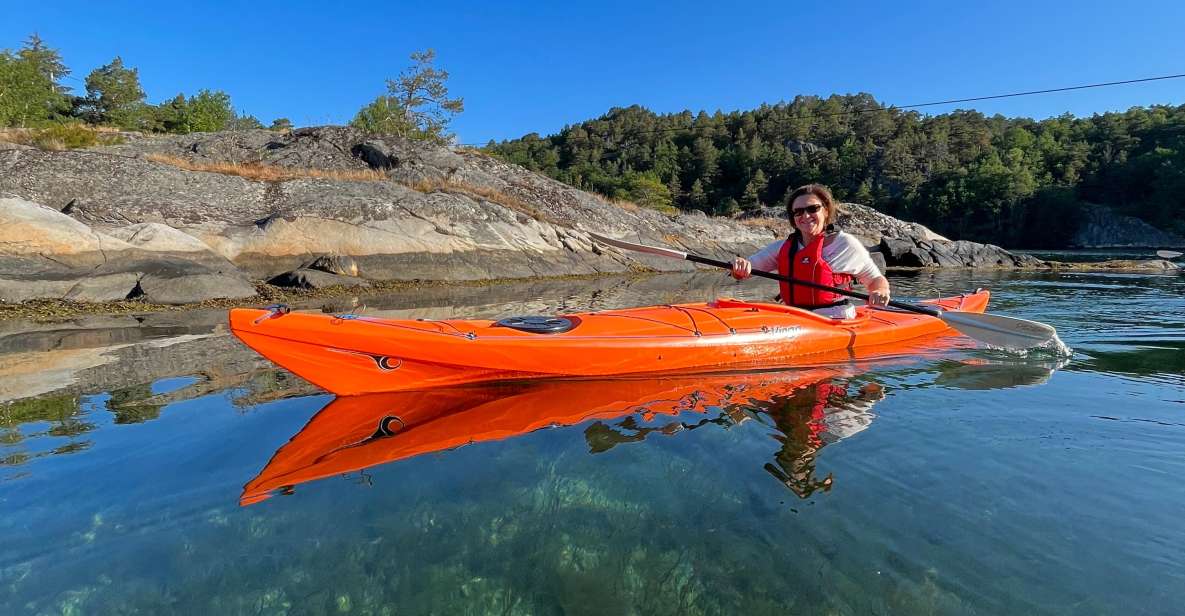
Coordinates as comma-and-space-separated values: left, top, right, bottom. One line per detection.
486, 97, 1185, 248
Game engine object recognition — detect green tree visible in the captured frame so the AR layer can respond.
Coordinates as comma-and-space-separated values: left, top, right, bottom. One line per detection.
741, 169, 767, 210
720, 197, 741, 216
666, 173, 683, 208
623, 172, 674, 212
688, 179, 709, 212
227, 113, 264, 130
18, 34, 69, 94
184, 89, 233, 132
270, 117, 293, 131
152, 93, 189, 133
0, 51, 57, 126
692, 136, 719, 181
0, 35, 71, 126
149, 90, 235, 133
351, 49, 463, 143
350, 95, 412, 135
81, 56, 147, 129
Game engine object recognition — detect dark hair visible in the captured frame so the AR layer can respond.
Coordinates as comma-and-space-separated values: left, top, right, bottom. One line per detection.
786, 183, 839, 225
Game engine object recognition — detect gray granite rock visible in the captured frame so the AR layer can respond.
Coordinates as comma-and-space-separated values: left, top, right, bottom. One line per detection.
0, 127, 1079, 306
62, 273, 143, 302
1072, 204, 1185, 248
134, 268, 257, 305
305, 255, 360, 277
268, 268, 371, 290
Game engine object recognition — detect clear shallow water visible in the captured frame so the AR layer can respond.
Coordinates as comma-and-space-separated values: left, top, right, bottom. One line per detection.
1, 269, 1183, 615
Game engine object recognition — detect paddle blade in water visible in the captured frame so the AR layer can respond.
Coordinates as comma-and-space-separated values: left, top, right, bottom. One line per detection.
941, 312, 1057, 351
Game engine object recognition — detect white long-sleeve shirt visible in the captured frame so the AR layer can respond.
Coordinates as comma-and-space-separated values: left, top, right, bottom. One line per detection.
748, 231, 883, 288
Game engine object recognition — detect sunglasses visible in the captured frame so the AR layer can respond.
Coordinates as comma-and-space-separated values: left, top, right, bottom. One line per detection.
791, 204, 823, 218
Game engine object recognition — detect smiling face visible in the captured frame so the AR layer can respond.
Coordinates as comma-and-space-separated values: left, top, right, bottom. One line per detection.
790, 193, 828, 239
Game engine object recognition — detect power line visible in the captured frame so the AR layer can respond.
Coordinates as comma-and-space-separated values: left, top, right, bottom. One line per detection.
895, 73, 1185, 110
465, 72, 1185, 147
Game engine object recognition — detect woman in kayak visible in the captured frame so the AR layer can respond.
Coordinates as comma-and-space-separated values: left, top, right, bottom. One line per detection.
730, 183, 890, 319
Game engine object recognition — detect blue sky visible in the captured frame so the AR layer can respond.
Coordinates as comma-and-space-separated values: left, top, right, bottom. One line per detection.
5, 1, 1184, 144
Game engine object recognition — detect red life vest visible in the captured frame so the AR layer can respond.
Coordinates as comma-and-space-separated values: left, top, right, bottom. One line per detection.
777, 232, 853, 309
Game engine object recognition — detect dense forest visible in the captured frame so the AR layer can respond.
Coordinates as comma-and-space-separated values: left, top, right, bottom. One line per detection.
486, 97, 1185, 247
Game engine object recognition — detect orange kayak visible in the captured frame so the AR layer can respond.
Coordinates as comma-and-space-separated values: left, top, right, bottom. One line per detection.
240, 368, 846, 505
229, 290, 988, 395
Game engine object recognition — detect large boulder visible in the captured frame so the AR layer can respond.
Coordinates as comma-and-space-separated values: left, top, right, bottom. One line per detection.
62, 273, 144, 302
878, 235, 1044, 269
880, 237, 934, 267
0, 196, 135, 267
0, 196, 258, 304
133, 265, 257, 305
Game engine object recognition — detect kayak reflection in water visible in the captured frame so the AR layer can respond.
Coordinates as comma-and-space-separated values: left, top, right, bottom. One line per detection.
583, 378, 885, 499
241, 368, 861, 505
241, 339, 1065, 506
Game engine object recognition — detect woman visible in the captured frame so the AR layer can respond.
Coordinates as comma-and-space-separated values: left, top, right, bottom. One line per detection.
730, 183, 890, 319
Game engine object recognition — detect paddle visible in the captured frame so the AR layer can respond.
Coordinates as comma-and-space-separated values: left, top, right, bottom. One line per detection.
588, 232, 1058, 350
1156, 250, 1183, 259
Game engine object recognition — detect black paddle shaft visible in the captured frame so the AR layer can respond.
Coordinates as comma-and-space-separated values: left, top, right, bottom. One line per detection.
685, 254, 943, 318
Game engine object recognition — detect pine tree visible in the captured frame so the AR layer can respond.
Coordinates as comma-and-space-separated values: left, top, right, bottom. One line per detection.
352, 49, 463, 143
666, 173, 683, 208
0, 35, 70, 126
688, 179, 709, 212
18, 34, 70, 94
0, 51, 59, 126
81, 57, 147, 129
742, 169, 767, 210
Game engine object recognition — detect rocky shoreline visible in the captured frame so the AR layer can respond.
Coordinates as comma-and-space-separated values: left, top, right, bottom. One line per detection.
1, 126, 1178, 318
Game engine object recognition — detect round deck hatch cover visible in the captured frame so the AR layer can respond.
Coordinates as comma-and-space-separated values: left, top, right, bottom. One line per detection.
494, 316, 577, 334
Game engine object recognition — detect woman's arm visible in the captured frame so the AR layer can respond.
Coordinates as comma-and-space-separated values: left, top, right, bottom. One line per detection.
731, 240, 783, 279
825, 234, 891, 306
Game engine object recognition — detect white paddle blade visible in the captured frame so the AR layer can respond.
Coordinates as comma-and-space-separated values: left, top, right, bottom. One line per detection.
587, 232, 689, 260
1156, 250, 1183, 259
941, 312, 1057, 351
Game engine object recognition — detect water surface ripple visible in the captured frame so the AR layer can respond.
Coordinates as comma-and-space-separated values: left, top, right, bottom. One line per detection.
1, 269, 1182, 615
